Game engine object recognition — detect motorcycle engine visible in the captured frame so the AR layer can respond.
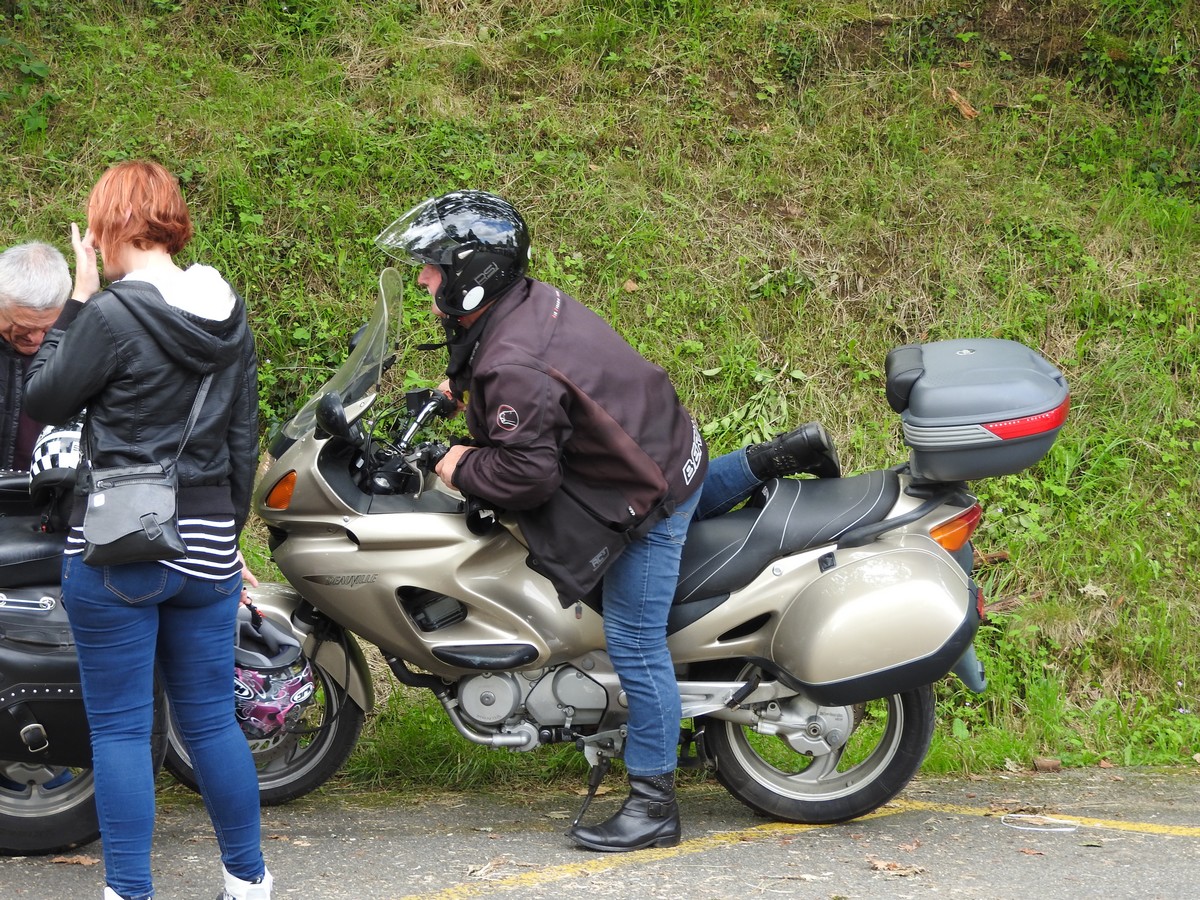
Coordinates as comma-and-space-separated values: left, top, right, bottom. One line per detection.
457, 666, 608, 729
458, 673, 524, 725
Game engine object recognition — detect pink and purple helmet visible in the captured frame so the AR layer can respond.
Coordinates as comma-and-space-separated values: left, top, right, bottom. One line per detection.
233, 606, 316, 744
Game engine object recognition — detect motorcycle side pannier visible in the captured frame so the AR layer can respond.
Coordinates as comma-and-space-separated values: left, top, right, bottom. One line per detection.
885, 338, 1069, 482
0, 590, 91, 768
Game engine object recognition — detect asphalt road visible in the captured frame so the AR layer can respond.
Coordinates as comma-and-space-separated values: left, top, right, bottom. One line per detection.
2, 768, 1198, 899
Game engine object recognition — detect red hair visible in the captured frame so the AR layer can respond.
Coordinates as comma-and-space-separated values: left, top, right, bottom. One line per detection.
87, 160, 194, 265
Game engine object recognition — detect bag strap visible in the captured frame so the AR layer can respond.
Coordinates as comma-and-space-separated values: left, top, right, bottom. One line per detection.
173, 372, 214, 462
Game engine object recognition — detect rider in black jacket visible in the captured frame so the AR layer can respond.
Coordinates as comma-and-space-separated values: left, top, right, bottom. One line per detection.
378, 190, 838, 855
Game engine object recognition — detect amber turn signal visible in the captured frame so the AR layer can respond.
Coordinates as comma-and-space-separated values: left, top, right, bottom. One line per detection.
264, 471, 298, 510
930, 503, 982, 552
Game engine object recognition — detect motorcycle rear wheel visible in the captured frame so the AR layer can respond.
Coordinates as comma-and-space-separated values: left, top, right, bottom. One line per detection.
0, 764, 99, 855
701, 662, 936, 824
165, 654, 364, 805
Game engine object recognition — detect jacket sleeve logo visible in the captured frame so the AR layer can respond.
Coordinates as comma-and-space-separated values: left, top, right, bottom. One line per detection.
497, 405, 520, 431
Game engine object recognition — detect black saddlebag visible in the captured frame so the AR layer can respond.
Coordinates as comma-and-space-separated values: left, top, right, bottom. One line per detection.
0, 588, 91, 768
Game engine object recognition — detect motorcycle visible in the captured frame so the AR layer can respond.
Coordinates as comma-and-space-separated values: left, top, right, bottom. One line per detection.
217, 266, 1068, 825
0, 442, 351, 852
0, 472, 168, 854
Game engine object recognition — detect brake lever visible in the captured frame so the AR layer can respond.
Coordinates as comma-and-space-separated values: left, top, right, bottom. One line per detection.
401, 442, 447, 500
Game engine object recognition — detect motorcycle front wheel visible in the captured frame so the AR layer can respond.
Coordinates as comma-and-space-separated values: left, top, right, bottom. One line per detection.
165, 654, 365, 805
701, 662, 936, 824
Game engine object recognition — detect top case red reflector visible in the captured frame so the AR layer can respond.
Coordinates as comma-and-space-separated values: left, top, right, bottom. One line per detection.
982, 397, 1070, 440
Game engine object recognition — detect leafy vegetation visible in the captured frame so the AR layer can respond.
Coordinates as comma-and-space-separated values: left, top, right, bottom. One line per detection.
2, 0, 1198, 786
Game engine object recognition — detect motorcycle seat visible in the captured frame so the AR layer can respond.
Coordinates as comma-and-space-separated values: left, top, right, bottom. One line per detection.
0, 516, 66, 588
673, 471, 901, 605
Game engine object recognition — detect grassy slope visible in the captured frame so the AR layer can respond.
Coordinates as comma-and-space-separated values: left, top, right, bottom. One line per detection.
2, 0, 1198, 781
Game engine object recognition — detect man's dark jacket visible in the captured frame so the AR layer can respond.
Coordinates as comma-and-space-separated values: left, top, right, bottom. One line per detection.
0, 340, 30, 470
23, 281, 259, 533
450, 277, 707, 602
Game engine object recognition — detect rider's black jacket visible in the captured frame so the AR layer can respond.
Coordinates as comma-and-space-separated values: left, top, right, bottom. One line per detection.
23, 279, 259, 533
450, 277, 708, 602
0, 339, 29, 469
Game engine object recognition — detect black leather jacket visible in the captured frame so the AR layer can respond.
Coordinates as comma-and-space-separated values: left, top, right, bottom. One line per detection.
451, 278, 707, 601
0, 340, 28, 470
24, 278, 259, 533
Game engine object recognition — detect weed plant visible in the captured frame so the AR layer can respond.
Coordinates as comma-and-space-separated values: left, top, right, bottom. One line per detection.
2, 0, 1198, 789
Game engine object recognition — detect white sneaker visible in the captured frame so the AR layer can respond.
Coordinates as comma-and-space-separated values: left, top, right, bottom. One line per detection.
103, 889, 127, 900
217, 866, 272, 900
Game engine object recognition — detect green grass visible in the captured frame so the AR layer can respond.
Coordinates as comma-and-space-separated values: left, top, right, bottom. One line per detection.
3, 0, 1199, 784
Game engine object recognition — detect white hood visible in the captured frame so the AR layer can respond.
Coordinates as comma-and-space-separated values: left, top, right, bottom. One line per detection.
119, 263, 237, 321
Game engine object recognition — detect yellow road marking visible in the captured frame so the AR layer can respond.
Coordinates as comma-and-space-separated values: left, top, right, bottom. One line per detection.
396, 805, 897, 900
396, 799, 1200, 900
891, 798, 1200, 838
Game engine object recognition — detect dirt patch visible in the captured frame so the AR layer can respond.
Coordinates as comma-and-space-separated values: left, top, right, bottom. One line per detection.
977, 0, 1096, 70
824, 4, 1098, 73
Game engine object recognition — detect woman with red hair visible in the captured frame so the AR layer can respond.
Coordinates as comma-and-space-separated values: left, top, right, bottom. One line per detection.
25, 160, 270, 900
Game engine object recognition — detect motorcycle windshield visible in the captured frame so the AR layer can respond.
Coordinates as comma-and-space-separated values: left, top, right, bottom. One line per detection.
279, 268, 402, 442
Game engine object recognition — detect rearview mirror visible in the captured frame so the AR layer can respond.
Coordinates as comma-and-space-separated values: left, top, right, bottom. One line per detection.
314, 391, 352, 440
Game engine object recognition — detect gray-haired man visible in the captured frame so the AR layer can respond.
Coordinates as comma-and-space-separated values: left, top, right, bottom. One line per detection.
0, 242, 71, 469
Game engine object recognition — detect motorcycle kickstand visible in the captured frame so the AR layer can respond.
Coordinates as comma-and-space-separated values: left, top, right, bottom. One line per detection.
570, 756, 613, 828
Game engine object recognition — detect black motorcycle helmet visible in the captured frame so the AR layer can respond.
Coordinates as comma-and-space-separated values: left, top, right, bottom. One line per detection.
375, 189, 530, 319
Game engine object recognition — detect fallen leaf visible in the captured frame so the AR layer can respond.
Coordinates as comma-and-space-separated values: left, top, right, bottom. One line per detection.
990, 801, 1044, 815
868, 857, 925, 876
572, 785, 611, 797
51, 855, 101, 866
623, 279, 639, 292
1019, 848, 1045, 856
975, 550, 1010, 566
946, 87, 979, 119
468, 855, 508, 878
1099, 759, 1115, 769
1034, 757, 1062, 773
900, 839, 923, 852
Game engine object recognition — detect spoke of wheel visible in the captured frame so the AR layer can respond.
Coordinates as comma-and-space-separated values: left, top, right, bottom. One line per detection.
785, 744, 845, 783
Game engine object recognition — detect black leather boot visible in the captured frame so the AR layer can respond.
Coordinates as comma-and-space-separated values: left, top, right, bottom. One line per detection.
566, 773, 681, 852
745, 422, 840, 480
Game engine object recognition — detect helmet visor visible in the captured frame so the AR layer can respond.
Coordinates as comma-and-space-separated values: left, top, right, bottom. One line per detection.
375, 191, 527, 265
375, 197, 460, 266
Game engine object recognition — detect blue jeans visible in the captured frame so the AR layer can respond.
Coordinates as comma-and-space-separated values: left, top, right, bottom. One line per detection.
696, 448, 760, 521
600, 450, 758, 776
62, 557, 264, 900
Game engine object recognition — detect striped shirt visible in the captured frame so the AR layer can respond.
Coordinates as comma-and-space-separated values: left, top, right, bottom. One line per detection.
64, 515, 242, 580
